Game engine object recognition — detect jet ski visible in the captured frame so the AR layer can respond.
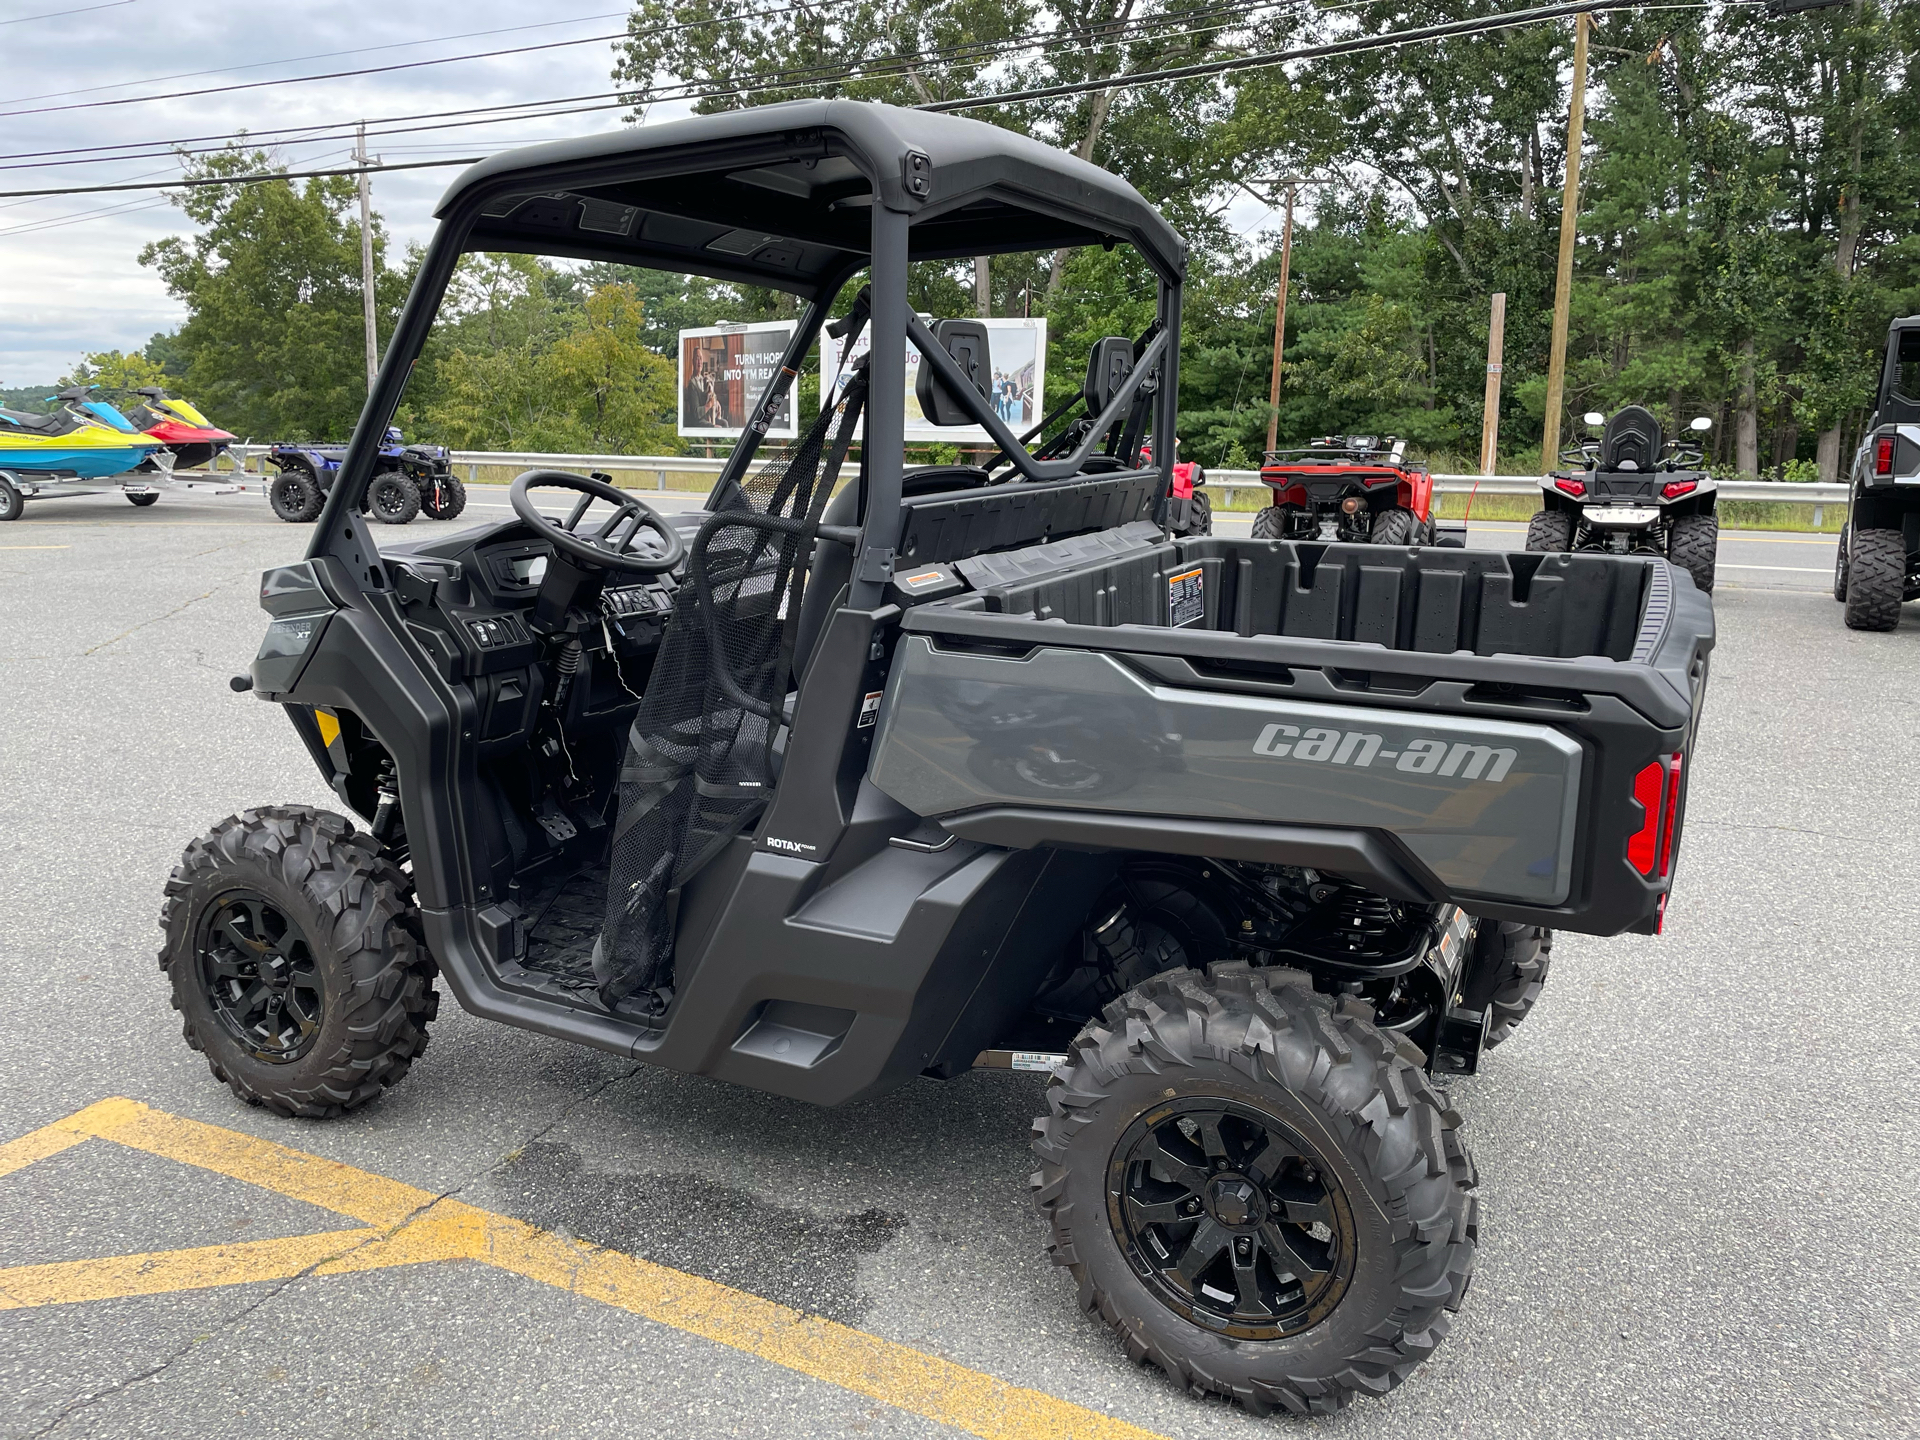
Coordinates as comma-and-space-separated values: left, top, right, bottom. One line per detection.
0, 387, 161, 479
120, 386, 236, 470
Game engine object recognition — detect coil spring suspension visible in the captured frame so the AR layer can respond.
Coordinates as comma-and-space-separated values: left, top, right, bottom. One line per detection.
1324, 886, 1398, 957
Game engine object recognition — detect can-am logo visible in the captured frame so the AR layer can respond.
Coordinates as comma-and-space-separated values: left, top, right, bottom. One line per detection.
1253, 723, 1518, 783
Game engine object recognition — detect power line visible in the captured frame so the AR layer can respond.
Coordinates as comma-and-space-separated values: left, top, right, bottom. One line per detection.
0, 0, 1294, 170
0, 9, 632, 108
0, 0, 135, 24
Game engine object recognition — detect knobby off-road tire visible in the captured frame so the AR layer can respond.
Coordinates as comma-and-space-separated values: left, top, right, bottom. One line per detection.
1842, 527, 1905, 631
1180, 489, 1212, 536
126, 492, 159, 507
1461, 921, 1553, 1048
1032, 963, 1478, 1416
269, 469, 323, 523
158, 806, 438, 1118
1250, 505, 1296, 540
420, 474, 468, 521
1667, 513, 1718, 593
1526, 509, 1573, 552
1833, 522, 1850, 602
365, 471, 422, 525
1370, 507, 1418, 546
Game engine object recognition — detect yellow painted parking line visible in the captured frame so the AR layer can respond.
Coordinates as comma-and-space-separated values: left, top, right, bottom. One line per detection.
0, 1099, 1170, 1440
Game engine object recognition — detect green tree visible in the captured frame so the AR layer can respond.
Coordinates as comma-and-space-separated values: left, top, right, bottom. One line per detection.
139, 146, 405, 441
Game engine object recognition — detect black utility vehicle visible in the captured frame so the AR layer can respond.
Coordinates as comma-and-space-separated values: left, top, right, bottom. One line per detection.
160, 103, 1713, 1416
1834, 315, 1920, 630
1528, 405, 1719, 593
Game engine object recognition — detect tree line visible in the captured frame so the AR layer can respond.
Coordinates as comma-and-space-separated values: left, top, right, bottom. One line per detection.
45, 0, 1917, 477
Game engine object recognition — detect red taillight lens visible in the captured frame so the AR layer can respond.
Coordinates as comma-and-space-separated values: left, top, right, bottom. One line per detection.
1662, 479, 1697, 499
1658, 753, 1683, 877
1555, 476, 1587, 498
1627, 760, 1665, 875
1877, 437, 1896, 476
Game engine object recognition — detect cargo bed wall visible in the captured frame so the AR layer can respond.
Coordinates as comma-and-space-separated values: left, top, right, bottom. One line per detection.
871, 535, 1713, 937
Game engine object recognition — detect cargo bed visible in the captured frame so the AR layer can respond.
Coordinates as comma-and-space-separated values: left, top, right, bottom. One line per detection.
869, 526, 1713, 936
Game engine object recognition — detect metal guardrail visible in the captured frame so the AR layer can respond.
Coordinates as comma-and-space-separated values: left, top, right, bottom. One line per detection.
216, 447, 1848, 516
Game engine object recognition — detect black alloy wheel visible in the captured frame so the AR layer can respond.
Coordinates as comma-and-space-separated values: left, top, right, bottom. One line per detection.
195, 891, 323, 1062
1109, 1097, 1356, 1341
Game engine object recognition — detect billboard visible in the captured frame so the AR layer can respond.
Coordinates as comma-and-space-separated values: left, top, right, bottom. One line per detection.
821, 317, 1046, 443
677, 321, 798, 440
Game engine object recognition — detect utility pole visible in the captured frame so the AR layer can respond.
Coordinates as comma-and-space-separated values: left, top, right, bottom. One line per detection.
974, 256, 991, 317
354, 122, 379, 392
1480, 292, 1507, 475
1264, 178, 1301, 457
1540, 13, 1589, 472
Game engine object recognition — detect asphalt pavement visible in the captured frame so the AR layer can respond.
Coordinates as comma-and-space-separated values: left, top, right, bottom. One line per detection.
0, 484, 1912, 1439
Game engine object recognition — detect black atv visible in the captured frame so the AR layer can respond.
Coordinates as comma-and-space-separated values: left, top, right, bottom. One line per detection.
265, 427, 466, 525
159, 104, 1713, 1417
1833, 315, 1920, 630
1527, 405, 1719, 593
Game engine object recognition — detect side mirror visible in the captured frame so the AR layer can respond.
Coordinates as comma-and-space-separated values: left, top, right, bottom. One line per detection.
1690, 416, 1712, 432
1583, 411, 1606, 427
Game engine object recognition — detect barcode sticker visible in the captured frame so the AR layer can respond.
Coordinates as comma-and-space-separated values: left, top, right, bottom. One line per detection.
1168, 567, 1205, 627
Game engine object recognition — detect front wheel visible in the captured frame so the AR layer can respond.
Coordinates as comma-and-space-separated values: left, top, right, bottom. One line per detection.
126, 492, 160, 507
1667, 512, 1718, 593
1032, 963, 1477, 1416
365, 471, 422, 525
1833, 522, 1850, 602
420, 473, 467, 521
1526, 510, 1573, 552
158, 806, 438, 1118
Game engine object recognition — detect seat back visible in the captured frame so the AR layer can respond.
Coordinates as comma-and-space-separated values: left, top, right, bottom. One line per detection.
1600, 406, 1664, 472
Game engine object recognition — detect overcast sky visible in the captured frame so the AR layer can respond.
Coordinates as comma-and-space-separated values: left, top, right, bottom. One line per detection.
0, 0, 1279, 389
0, 0, 666, 385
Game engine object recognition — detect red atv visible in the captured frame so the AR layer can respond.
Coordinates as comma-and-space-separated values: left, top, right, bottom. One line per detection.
1256, 435, 1458, 545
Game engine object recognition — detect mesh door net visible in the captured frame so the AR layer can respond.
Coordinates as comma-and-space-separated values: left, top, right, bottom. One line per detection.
593, 362, 869, 1009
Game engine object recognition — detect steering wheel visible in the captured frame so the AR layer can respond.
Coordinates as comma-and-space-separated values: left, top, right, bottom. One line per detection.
509, 470, 685, 576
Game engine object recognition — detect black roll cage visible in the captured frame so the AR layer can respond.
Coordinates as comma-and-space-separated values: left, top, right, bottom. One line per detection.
306, 103, 1185, 611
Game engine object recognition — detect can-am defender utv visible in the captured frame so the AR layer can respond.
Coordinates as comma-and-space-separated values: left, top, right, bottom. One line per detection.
1254, 435, 1459, 546
1527, 406, 1720, 593
159, 102, 1713, 1417
1833, 315, 1920, 630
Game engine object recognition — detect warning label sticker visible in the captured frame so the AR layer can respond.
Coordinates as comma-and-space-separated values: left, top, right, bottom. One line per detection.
1168, 567, 1205, 627
857, 690, 884, 728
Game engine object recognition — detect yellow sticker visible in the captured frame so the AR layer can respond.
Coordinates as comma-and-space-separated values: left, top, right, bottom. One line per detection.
314, 708, 341, 748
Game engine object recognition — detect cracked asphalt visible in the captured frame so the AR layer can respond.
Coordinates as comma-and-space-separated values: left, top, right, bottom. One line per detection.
0, 485, 1913, 1438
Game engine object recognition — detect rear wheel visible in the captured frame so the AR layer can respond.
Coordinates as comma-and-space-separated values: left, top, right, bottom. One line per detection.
420, 473, 468, 521
158, 806, 437, 1118
126, 492, 159, 507
1177, 489, 1212, 536
1033, 963, 1477, 1416
365, 471, 421, 525
1461, 921, 1553, 1047
1526, 510, 1573, 552
1250, 505, 1299, 540
1370, 507, 1417, 546
268, 468, 323, 523
1832, 522, 1850, 602
0, 477, 22, 521
1842, 528, 1905, 631
1667, 512, 1718, 593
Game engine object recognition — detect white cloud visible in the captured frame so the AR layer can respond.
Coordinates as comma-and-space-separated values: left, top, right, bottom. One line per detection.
0, 1, 651, 387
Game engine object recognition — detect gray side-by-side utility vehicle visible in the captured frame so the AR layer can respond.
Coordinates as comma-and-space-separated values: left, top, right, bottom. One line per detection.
1834, 315, 1920, 629
158, 101, 1714, 1415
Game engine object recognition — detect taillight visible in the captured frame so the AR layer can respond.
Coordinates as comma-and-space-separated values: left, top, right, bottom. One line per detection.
1627, 761, 1665, 875
1555, 476, 1587, 498
1877, 437, 1896, 476
1658, 753, 1683, 877
1662, 479, 1697, 499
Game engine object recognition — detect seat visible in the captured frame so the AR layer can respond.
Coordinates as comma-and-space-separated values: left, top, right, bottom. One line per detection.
1599, 406, 1663, 473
